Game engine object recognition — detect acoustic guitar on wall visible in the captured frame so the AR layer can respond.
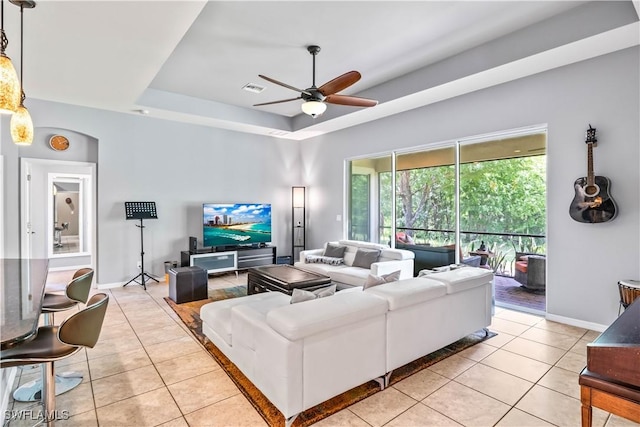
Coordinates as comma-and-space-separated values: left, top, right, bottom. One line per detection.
569, 125, 617, 223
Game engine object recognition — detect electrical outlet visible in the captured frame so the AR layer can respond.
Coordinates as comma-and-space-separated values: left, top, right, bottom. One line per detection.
137, 261, 142, 269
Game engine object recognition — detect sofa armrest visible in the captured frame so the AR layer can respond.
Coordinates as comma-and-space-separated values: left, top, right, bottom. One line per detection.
298, 248, 324, 264
370, 259, 414, 279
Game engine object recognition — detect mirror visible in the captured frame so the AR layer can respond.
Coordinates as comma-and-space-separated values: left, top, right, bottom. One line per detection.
51, 178, 83, 255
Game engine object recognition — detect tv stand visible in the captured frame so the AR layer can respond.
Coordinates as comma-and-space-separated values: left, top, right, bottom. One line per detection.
181, 246, 276, 274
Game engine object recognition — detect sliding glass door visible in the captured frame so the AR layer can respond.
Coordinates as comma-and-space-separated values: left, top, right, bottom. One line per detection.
347, 155, 392, 244
459, 133, 547, 275
345, 127, 547, 311
395, 147, 456, 248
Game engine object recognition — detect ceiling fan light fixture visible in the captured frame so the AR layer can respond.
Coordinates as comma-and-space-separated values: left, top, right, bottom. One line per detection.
301, 100, 326, 118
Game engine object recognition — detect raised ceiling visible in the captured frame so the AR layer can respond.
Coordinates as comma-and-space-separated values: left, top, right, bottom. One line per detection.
3, 1, 639, 141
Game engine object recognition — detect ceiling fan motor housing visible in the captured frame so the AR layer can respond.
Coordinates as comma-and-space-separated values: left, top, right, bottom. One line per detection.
302, 89, 325, 102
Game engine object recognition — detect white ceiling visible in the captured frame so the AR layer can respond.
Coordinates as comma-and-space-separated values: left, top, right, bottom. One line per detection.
3, 1, 639, 140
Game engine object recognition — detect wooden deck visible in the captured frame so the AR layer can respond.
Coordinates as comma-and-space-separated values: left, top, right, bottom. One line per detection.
494, 274, 545, 312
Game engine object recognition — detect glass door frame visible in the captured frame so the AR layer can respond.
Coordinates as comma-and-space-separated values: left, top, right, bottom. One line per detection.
344, 124, 548, 257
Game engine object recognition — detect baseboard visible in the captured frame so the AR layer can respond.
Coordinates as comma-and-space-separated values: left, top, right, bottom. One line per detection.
48, 264, 92, 272
496, 301, 608, 332
545, 313, 608, 333
97, 278, 163, 290
97, 282, 126, 290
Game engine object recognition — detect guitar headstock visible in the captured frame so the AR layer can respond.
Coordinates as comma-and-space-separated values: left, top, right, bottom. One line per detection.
585, 124, 597, 146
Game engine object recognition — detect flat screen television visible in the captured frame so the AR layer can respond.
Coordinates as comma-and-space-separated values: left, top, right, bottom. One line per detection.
203, 203, 271, 248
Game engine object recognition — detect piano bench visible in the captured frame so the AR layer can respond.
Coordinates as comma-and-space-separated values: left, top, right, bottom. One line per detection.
579, 368, 640, 427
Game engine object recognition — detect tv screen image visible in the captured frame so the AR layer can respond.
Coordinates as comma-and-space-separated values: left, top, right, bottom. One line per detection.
203, 203, 271, 248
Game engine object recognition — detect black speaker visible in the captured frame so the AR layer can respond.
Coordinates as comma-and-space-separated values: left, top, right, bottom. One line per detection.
189, 236, 197, 253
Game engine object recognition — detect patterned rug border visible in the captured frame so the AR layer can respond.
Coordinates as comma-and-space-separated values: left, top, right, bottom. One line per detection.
165, 286, 496, 427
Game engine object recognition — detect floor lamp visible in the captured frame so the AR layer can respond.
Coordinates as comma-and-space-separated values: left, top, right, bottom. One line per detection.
292, 187, 305, 264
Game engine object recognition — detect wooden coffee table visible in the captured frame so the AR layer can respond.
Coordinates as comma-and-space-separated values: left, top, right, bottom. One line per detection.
247, 264, 332, 295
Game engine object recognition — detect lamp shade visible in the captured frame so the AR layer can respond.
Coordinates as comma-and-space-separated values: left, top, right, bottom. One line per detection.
292, 186, 305, 208
0, 54, 20, 114
10, 103, 33, 145
301, 101, 326, 117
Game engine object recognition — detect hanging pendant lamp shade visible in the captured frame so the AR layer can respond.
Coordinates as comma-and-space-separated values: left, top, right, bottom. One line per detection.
10, 0, 35, 145
11, 92, 32, 144
0, 0, 20, 114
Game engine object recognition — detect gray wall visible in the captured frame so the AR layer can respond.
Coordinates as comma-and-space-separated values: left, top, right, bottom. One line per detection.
0, 1, 637, 328
300, 47, 640, 327
2, 102, 301, 285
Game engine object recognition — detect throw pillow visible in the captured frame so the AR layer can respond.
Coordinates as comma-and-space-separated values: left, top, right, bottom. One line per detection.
363, 270, 401, 290
323, 243, 347, 258
290, 284, 337, 304
352, 248, 381, 269
305, 255, 344, 265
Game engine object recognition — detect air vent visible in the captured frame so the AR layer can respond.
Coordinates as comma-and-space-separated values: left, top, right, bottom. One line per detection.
242, 83, 266, 94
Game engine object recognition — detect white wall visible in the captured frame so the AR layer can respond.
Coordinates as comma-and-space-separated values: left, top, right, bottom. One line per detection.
2, 102, 301, 285
299, 47, 639, 327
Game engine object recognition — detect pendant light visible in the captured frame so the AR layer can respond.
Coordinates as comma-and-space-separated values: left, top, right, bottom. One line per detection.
0, 0, 20, 114
10, 0, 35, 145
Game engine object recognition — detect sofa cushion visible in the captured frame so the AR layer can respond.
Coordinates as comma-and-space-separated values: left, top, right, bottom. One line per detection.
427, 268, 493, 294
266, 291, 388, 341
329, 267, 371, 286
515, 260, 528, 273
365, 277, 447, 310
290, 284, 337, 304
323, 243, 347, 258
200, 292, 286, 346
363, 270, 401, 290
352, 248, 381, 269
305, 255, 344, 266
295, 262, 347, 277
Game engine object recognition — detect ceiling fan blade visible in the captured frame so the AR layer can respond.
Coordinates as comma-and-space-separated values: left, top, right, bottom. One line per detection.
325, 94, 378, 107
318, 71, 361, 96
258, 75, 312, 96
253, 97, 302, 107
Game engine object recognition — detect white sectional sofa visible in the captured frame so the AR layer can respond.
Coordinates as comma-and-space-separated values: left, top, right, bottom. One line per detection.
294, 239, 415, 287
200, 267, 493, 426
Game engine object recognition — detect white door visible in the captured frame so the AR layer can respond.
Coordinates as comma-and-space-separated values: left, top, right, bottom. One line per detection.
21, 159, 96, 268
20, 159, 36, 259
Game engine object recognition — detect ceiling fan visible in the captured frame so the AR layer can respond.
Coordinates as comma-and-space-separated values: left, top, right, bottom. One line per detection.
253, 45, 378, 118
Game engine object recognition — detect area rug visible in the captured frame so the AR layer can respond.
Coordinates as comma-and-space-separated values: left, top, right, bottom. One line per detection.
165, 286, 496, 427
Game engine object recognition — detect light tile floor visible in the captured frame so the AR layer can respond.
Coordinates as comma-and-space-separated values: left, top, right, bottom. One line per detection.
5, 270, 639, 427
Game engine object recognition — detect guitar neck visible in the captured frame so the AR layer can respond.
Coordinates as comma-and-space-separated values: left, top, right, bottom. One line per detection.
587, 142, 595, 186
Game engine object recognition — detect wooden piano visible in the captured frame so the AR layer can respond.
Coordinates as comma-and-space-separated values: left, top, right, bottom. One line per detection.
579, 297, 640, 426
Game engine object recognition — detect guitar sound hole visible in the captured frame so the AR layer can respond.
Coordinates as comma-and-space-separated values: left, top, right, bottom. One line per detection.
584, 185, 599, 197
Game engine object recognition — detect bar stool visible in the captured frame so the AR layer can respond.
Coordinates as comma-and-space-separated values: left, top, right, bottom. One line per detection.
618, 279, 640, 315
42, 269, 94, 325
1, 293, 109, 427
44, 268, 92, 294
12, 269, 94, 402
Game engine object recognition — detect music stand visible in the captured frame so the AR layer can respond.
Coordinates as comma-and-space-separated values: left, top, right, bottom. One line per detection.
123, 202, 159, 290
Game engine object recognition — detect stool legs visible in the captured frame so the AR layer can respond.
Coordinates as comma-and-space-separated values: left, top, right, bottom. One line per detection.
43, 361, 55, 426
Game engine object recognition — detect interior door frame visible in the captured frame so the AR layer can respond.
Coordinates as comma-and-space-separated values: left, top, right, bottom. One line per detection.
20, 158, 96, 269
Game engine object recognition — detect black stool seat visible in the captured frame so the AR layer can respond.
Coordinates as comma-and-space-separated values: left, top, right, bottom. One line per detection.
42, 294, 79, 312
0, 326, 80, 368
